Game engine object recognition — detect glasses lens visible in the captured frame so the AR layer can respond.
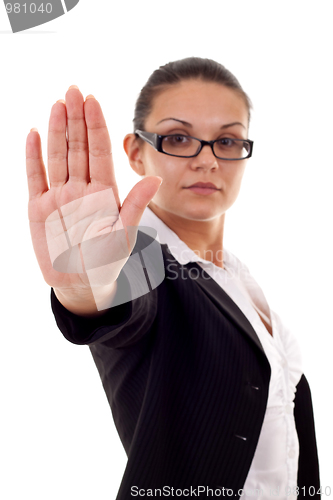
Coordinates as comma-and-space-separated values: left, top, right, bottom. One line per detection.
161, 135, 201, 156
213, 139, 250, 159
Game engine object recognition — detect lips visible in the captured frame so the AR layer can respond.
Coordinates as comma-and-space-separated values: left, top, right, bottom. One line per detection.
186, 182, 219, 189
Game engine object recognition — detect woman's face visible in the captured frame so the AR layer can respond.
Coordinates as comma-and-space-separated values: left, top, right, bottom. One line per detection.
126, 79, 250, 223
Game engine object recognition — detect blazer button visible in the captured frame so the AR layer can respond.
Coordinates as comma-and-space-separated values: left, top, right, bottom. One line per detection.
246, 382, 260, 390
235, 434, 247, 441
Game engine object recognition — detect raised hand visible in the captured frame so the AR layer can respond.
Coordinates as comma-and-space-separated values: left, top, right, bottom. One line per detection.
26, 86, 163, 308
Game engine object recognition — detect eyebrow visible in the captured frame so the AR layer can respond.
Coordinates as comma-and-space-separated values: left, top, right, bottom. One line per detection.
156, 117, 246, 130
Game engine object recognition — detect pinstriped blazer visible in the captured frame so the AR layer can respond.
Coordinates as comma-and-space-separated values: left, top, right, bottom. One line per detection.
51, 230, 320, 499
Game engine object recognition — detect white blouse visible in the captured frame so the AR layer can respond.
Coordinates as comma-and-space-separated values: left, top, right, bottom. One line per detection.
139, 207, 303, 499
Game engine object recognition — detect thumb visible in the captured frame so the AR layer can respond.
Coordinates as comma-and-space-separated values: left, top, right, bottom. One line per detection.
120, 175, 163, 229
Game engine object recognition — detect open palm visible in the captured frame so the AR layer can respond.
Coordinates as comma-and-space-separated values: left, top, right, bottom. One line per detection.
26, 86, 162, 293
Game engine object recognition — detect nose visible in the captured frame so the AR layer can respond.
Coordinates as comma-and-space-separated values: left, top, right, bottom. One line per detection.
189, 143, 219, 171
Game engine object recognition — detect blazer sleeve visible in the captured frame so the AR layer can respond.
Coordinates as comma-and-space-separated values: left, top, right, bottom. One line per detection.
294, 373, 321, 498
50, 264, 158, 349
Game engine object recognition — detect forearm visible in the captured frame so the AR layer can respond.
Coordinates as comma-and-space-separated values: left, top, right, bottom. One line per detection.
53, 281, 118, 318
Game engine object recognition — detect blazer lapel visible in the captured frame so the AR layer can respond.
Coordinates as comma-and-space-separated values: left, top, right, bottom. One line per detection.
184, 261, 266, 355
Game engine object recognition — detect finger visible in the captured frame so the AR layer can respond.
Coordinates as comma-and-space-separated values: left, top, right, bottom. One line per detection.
47, 100, 68, 187
65, 86, 89, 183
120, 176, 163, 229
84, 96, 118, 192
26, 129, 48, 200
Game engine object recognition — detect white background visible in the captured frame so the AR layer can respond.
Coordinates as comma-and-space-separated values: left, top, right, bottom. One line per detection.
0, 1, 332, 498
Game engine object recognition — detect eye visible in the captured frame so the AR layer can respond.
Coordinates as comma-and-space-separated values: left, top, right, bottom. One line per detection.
214, 138, 246, 159
166, 135, 190, 144
162, 135, 192, 149
216, 138, 235, 147
162, 134, 196, 155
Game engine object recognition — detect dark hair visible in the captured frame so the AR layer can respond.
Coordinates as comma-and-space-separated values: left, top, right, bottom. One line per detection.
133, 57, 253, 132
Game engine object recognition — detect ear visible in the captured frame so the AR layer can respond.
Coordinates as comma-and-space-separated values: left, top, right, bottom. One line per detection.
123, 133, 146, 176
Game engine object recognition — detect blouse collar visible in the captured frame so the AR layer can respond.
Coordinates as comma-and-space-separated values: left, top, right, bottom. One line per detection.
139, 206, 232, 269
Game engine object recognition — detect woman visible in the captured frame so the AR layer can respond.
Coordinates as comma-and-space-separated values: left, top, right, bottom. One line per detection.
26, 58, 320, 499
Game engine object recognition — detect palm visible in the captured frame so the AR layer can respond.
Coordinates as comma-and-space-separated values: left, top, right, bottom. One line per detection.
26, 87, 162, 292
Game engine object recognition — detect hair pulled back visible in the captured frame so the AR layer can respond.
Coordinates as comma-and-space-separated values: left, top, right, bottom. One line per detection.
133, 57, 252, 132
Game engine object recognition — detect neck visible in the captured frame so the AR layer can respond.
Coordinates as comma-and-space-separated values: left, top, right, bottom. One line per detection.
148, 202, 226, 268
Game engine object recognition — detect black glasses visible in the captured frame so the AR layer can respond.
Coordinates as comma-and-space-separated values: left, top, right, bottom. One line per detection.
135, 130, 253, 161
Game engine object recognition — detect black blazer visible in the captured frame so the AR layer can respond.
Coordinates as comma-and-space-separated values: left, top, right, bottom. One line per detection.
51, 230, 321, 499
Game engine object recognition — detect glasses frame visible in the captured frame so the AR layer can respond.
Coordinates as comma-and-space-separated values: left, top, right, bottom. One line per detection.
135, 130, 254, 161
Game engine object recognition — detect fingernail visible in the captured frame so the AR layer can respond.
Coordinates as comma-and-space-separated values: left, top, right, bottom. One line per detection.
30, 128, 38, 132
68, 85, 79, 90
156, 176, 163, 183
57, 99, 66, 104
85, 94, 95, 100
